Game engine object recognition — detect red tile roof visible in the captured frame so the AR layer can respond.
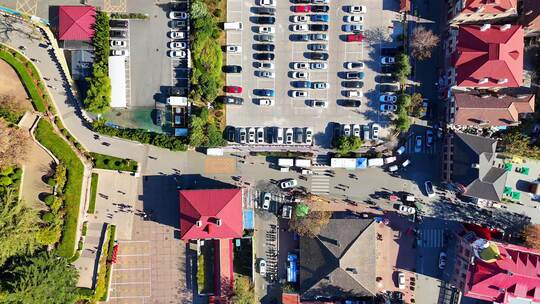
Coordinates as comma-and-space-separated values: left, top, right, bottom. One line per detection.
58, 6, 96, 41
454, 25, 523, 88
462, 0, 517, 14
282, 293, 301, 304
179, 189, 243, 240
453, 92, 534, 126
466, 242, 540, 303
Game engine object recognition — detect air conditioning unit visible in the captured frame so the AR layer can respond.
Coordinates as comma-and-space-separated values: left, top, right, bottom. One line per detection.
480, 24, 491, 31
497, 78, 508, 84
216, 219, 222, 226
478, 78, 489, 84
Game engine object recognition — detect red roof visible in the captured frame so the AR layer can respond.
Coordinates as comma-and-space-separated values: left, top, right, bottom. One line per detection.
462, 0, 517, 14
454, 25, 523, 88
179, 189, 243, 240
58, 6, 96, 41
466, 242, 540, 303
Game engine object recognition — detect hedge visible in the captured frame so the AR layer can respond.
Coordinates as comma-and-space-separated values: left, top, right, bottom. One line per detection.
87, 173, 98, 214
35, 120, 83, 258
0, 48, 47, 112
90, 153, 138, 172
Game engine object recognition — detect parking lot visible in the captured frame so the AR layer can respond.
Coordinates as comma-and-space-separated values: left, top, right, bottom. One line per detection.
226, 0, 402, 147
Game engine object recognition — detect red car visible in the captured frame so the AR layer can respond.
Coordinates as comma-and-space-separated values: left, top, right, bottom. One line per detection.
225, 86, 242, 93
346, 34, 364, 42
293, 5, 311, 12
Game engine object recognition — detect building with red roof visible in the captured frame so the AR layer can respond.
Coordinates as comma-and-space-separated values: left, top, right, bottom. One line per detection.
447, 24, 523, 89
58, 6, 96, 41
448, 0, 518, 25
451, 233, 540, 303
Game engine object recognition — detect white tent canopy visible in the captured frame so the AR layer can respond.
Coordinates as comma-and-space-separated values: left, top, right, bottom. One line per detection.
108, 56, 127, 108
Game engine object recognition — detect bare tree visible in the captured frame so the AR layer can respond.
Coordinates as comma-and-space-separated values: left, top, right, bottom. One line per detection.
523, 224, 540, 250
410, 26, 440, 60
289, 194, 332, 238
0, 118, 30, 168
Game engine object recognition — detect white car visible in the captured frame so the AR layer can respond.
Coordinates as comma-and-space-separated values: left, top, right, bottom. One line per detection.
238, 128, 247, 144
262, 192, 271, 209
399, 205, 416, 214
259, 71, 275, 78
352, 124, 360, 137
312, 82, 329, 89
169, 11, 187, 19
258, 26, 275, 33
256, 127, 265, 144
439, 252, 447, 270
308, 100, 328, 108
349, 5, 367, 13
424, 180, 435, 198
344, 24, 364, 32
291, 90, 307, 98
344, 90, 362, 97
110, 40, 127, 48
169, 41, 187, 49
381, 56, 395, 64
293, 62, 309, 70
292, 24, 309, 32
305, 127, 313, 145
371, 123, 380, 140
169, 31, 185, 39
345, 15, 364, 23
379, 94, 397, 103
248, 127, 256, 144
310, 62, 328, 70
259, 259, 267, 276
169, 50, 187, 58
280, 179, 298, 189
292, 15, 309, 23
226, 45, 242, 53
111, 49, 129, 56
342, 124, 351, 136
292, 71, 309, 79
415, 135, 423, 153
398, 272, 405, 289
285, 128, 294, 144
259, 0, 275, 6
380, 104, 397, 112
255, 62, 274, 69
259, 99, 274, 106
345, 61, 365, 69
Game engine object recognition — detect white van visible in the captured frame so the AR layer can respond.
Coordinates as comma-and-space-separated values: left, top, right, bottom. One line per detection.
274, 127, 284, 144
224, 22, 243, 30
389, 165, 398, 172
402, 159, 411, 167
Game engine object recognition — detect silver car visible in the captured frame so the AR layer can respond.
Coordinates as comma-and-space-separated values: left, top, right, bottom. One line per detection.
238, 128, 247, 144
256, 127, 265, 144
285, 128, 294, 144
248, 127, 256, 144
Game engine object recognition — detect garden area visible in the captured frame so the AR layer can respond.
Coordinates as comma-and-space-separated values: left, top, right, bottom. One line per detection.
90, 152, 138, 172
197, 241, 215, 294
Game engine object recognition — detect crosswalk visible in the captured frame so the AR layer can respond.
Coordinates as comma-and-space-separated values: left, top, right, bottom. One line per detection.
418, 229, 444, 248
310, 168, 330, 194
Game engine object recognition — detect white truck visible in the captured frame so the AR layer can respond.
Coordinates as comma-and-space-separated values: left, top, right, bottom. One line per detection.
278, 158, 294, 167
295, 159, 311, 168
330, 158, 356, 169
167, 96, 188, 106
224, 22, 243, 30
367, 158, 384, 167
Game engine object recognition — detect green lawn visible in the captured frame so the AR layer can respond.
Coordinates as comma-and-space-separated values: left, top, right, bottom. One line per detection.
87, 173, 98, 214
35, 119, 83, 258
90, 152, 138, 172
0, 47, 47, 112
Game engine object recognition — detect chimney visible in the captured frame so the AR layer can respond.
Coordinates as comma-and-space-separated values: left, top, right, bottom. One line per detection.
216, 218, 222, 226
480, 24, 491, 31
501, 24, 511, 31
196, 220, 202, 227
497, 78, 508, 85
478, 78, 489, 85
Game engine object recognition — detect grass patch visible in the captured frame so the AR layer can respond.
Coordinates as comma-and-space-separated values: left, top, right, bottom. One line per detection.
0, 47, 47, 112
87, 173, 98, 214
197, 255, 205, 294
90, 153, 138, 172
95, 224, 116, 301
35, 119, 83, 258
198, 242, 215, 294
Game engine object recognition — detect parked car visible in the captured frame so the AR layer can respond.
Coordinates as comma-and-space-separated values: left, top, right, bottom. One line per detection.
344, 15, 364, 23
311, 82, 329, 89
255, 62, 275, 69
379, 94, 397, 103
342, 81, 364, 88
291, 90, 308, 98
254, 53, 275, 61
262, 192, 271, 209
238, 128, 247, 144
352, 124, 360, 137
292, 23, 309, 32
310, 33, 328, 41
424, 181, 435, 198
253, 16, 276, 24
254, 43, 275, 51
378, 83, 400, 92
294, 128, 304, 143
309, 24, 328, 31
259, 0, 275, 6
169, 50, 186, 58
259, 99, 274, 106
308, 43, 328, 51
415, 135, 423, 152
258, 70, 275, 78
224, 65, 242, 73
226, 45, 241, 53
311, 5, 329, 12
310, 14, 329, 22
281, 179, 298, 189
349, 5, 367, 13
376, 75, 398, 83
171, 20, 187, 28
346, 34, 364, 42
307, 52, 328, 60
292, 71, 309, 79
308, 100, 328, 108
344, 90, 362, 97
110, 40, 127, 48
362, 125, 370, 140
310, 62, 328, 69
294, 81, 312, 88
247, 128, 256, 144
439, 252, 447, 269
109, 19, 128, 28
343, 24, 364, 32
398, 272, 405, 289
282, 205, 293, 219
381, 56, 395, 64
225, 86, 242, 93
292, 15, 309, 23
222, 96, 244, 105
254, 34, 274, 42
259, 259, 267, 276
169, 41, 187, 49
293, 5, 311, 12
426, 130, 434, 147
285, 128, 294, 144
257, 26, 275, 33
256, 127, 265, 144
255, 7, 276, 15
380, 103, 397, 112
169, 31, 185, 39
340, 99, 361, 107
110, 30, 127, 38
258, 89, 275, 97
345, 72, 365, 79
169, 11, 188, 19
305, 128, 313, 145
345, 61, 365, 69
371, 123, 380, 140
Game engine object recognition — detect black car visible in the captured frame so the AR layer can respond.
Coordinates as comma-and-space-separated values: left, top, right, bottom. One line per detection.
292, 0, 311, 3
378, 83, 400, 92
110, 30, 127, 38
224, 65, 242, 73
311, 5, 329, 12
226, 127, 236, 142
172, 20, 187, 28
307, 52, 328, 60
381, 65, 396, 74
291, 34, 310, 41
339, 99, 361, 107
155, 110, 162, 125
109, 19, 128, 28
253, 43, 275, 51
381, 47, 399, 56
253, 16, 276, 24
171, 2, 188, 10
342, 81, 364, 88
308, 24, 328, 31
255, 34, 274, 42
255, 7, 275, 14
308, 43, 327, 51
222, 96, 244, 105
376, 75, 398, 83
254, 53, 275, 61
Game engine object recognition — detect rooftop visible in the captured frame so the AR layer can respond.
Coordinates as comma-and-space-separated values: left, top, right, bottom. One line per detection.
58, 6, 96, 41
454, 24, 523, 88
461, 0, 517, 14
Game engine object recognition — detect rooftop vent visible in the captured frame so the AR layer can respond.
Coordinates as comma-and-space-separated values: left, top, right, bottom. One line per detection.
480, 24, 491, 31
216, 219, 222, 226
498, 78, 508, 85
501, 24, 511, 31
478, 78, 489, 84
196, 220, 202, 227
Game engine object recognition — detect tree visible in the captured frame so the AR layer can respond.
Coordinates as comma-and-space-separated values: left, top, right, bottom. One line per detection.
393, 53, 411, 85
501, 132, 540, 159
411, 26, 440, 61
53, 163, 67, 193
523, 225, 540, 249
0, 251, 79, 303
394, 109, 412, 133
207, 123, 226, 147
409, 93, 426, 118
334, 136, 363, 155
0, 119, 30, 168
191, 0, 209, 19
230, 275, 255, 304
0, 189, 41, 266
289, 194, 332, 238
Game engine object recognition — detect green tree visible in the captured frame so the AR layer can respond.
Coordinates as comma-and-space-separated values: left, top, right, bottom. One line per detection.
289, 194, 332, 238
394, 53, 411, 85
501, 132, 540, 159
189, 116, 208, 147
207, 123, 226, 147
394, 109, 412, 133
334, 136, 363, 155
191, 0, 209, 19
53, 163, 67, 193
230, 275, 255, 304
0, 189, 40, 266
409, 93, 426, 118
0, 252, 79, 304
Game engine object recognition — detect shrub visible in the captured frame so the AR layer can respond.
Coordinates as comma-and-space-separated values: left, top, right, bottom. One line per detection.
0, 176, 12, 186
0, 166, 14, 176
47, 178, 57, 187
44, 194, 56, 206
42, 212, 54, 223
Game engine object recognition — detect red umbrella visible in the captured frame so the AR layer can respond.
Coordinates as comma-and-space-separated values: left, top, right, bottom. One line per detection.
389, 195, 399, 201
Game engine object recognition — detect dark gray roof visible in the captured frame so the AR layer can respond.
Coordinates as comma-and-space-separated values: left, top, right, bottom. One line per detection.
299, 218, 376, 301
451, 132, 507, 202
